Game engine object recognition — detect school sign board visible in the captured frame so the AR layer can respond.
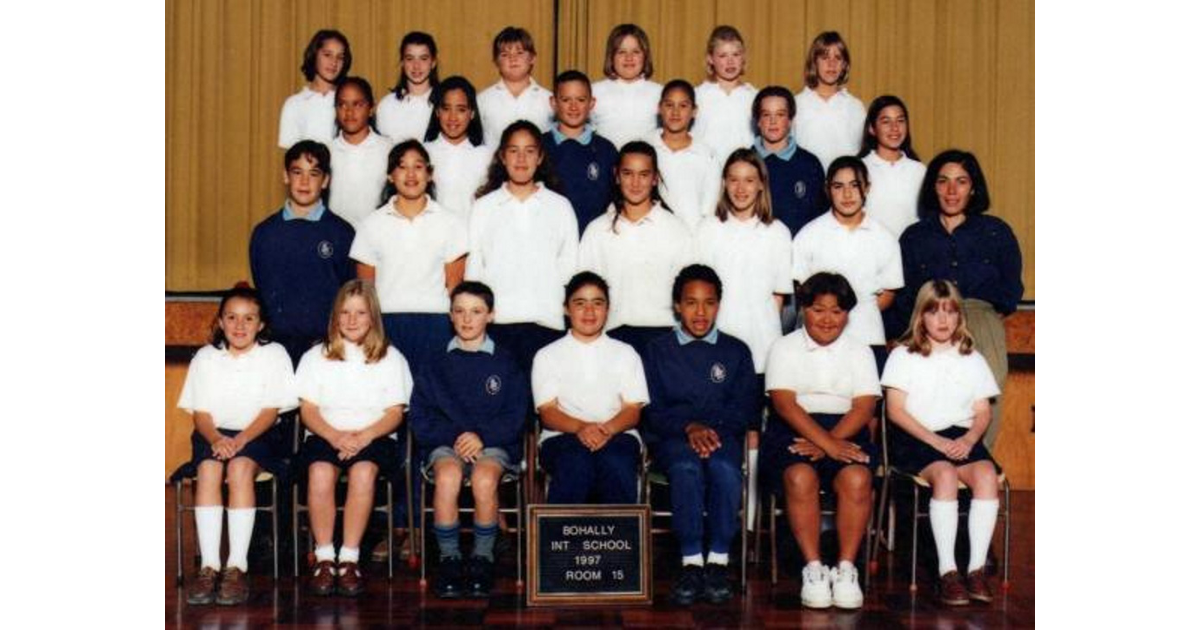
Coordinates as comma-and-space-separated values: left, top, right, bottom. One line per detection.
526, 504, 652, 606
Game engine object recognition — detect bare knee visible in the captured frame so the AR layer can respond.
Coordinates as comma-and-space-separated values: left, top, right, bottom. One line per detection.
835, 466, 872, 502
225, 457, 258, 487
783, 464, 819, 501
965, 463, 999, 497
196, 460, 224, 484
434, 460, 464, 488
471, 465, 501, 498
348, 462, 379, 492
308, 463, 337, 496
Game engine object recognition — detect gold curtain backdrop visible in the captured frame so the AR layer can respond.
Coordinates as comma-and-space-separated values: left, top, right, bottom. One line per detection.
167, 0, 1033, 298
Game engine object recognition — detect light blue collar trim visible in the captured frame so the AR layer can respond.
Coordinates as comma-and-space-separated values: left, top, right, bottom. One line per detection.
754, 136, 798, 161
674, 324, 719, 345
282, 199, 326, 222
447, 335, 495, 355
551, 124, 595, 146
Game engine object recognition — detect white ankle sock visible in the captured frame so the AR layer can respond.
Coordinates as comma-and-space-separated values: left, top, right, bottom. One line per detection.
838, 559, 855, 573
967, 499, 999, 572
338, 546, 360, 564
806, 560, 823, 572
706, 551, 729, 566
929, 499, 959, 576
225, 508, 256, 571
682, 553, 704, 567
314, 544, 336, 563
194, 506, 223, 571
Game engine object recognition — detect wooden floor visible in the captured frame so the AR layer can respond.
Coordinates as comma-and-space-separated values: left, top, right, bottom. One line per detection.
166, 487, 1034, 628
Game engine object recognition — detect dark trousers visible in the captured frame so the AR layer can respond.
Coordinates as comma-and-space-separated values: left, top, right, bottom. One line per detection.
651, 437, 743, 557
540, 433, 640, 504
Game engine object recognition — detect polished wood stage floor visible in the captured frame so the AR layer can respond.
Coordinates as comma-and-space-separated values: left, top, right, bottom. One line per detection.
166, 488, 1034, 628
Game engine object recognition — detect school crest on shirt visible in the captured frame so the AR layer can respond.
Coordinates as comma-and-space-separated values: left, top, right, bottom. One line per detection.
485, 375, 502, 395
317, 240, 334, 259
793, 181, 807, 199
710, 362, 728, 384
587, 162, 601, 181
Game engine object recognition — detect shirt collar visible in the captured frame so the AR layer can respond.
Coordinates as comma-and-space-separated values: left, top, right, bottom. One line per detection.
447, 335, 495, 355
498, 182, 544, 205
674, 324, 719, 345
384, 195, 437, 219
551, 124, 595, 145
754, 135, 798, 160
282, 199, 326, 222
799, 327, 841, 352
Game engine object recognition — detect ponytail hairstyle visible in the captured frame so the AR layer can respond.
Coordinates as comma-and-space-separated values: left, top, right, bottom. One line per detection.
423, 75, 484, 146
475, 120, 561, 198
704, 25, 746, 81
609, 141, 671, 233
210, 284, 271, 349
392, 31, 439, 98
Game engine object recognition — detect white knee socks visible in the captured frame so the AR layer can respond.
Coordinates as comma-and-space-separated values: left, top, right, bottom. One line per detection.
225, 508, 256, 571
967, 499, 999, 572
928, 499, 958, 576
195, 506, 223, 571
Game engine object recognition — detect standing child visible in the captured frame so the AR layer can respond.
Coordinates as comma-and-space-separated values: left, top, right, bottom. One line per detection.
533, 272, 649, 504
753, 86, 828, 237
410, 281, 529, 599
792, 31, 866, 172
591, 24, 663, 149
477, 26, 555, 147
648, 80, 723, 231
693, 26, 758, 165
329, 77, 393, 227
278, 29, 352, 149
542, 70, 619, 234
578, 142, 694, 357
880, 279, 1002, 606
250, 140, 356, 365
858, 95, 926, 240
179, 286, 297, 606
296, 280, 413, 597
466, 120, 578, 373
423, 76, 493, 222
377, 32, 439, 144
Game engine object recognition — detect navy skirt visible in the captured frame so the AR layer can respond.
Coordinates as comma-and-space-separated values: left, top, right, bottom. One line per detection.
759, 412, 876, 495
382, 312, 453, 377
180, 426, 287, 479
298, 434, 402, 479
889, 425, 999, 475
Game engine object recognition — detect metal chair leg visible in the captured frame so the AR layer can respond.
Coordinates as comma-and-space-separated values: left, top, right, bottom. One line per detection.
871, 471, 890, 567
271, 477, 279, 580
910, 483, 919, 593
292, 484, 301, 577
1002, 479, 1011, 591
516, 478, 525, 591
769, 494, 778, 586
386, 480, 394, 581
740, 462, 749, 593
419, 479, 428, 589
175, 480, 184, 585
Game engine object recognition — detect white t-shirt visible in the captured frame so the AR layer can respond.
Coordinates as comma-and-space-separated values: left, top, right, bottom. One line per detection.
695, 215, 792, 373
178, 342, 298, 431
424, 135, 493, 221
329, 131, 393, 227
692, 81, 758, 165
349, 196, 468, 313
278, 86, 337, 149
532, 332, 650, 444
880, 345, 1000, 432
591, 78, 663, 149
792, 212, 904, 345
376, 90, 433, 144
477, 79, 555, 147
791, 87, 866, 171
295, 342, 413, 436
863, 150, 926, 239
647, 133, 723, 231
466, 183, 579, 329
765, 328, 881, 415
579, 204, 694, 329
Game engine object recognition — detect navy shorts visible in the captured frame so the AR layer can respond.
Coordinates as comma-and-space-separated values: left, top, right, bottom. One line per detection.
890, 425, 999, 475
298, 434, 402, 479
758, 412, 876, 495
184, 426, 286, 478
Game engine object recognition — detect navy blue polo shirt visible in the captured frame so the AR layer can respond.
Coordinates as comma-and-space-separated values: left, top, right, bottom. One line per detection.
755, 137, 828, 236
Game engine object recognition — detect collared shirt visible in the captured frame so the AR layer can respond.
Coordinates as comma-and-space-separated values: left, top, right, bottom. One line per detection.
881, 344, 1000, 432
376, 90, 433, 144
765, 327, 881, 414
591, 78, 663, 148
278, 86, 336, 149
791, 87, 866, 171
447, 335, 496, 355
478, 79, 555, 147
757, 138, 827, 236
863, 151, 926, 239
792, 212, 903, 345
178, 342, 298, 431
349, 196, 468, 313
424, 135, 493, 221
466, 183, 579, 329
550, 124, 596, 146
692, 81, 758, 164
330, 131, 394, 227
647, 132, 723, 231
532, 332, 649, 444
282, 199, 327, 222
579, 203, 694, 329
295, 342, 413, 435
674, 324, 719, 346
754, 135, 800, 160
897, 214, 1024, 316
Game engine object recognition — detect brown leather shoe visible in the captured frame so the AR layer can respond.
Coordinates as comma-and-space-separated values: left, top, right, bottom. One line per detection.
186, 566, 219, 605
939, 570, 970, 606
337, 561, 365, 596
216, 567, 250, 605
966, 569, 994, 603
309, 560, 337, 596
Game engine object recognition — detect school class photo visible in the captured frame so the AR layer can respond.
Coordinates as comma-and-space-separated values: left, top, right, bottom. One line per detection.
165, 0, 1034, 626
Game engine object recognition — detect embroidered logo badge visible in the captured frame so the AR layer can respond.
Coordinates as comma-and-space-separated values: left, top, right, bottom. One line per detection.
317, 241, 334, 259
793, 181, 807, 199
710, 362, 727, 384
485, 375, 502, 395
587, 162, 601, 181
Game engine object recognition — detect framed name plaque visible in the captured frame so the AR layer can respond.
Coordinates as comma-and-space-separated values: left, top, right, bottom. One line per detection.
526, 504, 652, 607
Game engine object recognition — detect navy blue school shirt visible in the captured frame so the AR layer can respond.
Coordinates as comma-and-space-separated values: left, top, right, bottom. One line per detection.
543, 127, 618, 235
642, 326, 759, 445
408, 336, 529, 465
754, 137, 828, 236
896, 213, 1024, 320
249, 201, 356, 345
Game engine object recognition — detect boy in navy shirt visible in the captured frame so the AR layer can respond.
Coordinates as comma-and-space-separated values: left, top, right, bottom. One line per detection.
250, 140, 356, 365
409, 281, 529, 599
542, 70, 619, 234
643, 264, 759, 606
752, 86, 828, 237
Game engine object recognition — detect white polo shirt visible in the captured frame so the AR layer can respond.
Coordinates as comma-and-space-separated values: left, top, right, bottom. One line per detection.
881, 345, 1000, 432
477, 79, 555, 147
591, 78, 664, 149
278, 86, 337, 149
178, 342, 298, 431
765, 328, 881, 414
579, 204, 694, 329
791, 87, 866, 171
792, 212, 903, 345
692, 81, 758, 164
695, 215, 792, 373
295, 342, 413, 436
863, 150, 926, 239
376, 90, 433, 144
349, 196, 468, 313
647, 133, 723, 231
329, 131, 393, 227
532, 332, 650, 444
424, 135, 493, 221
465, 183, 579, 329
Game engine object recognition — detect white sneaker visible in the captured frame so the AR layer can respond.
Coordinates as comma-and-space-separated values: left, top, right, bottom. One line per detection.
800, 563, 832, 608
831, 564, 864, 609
